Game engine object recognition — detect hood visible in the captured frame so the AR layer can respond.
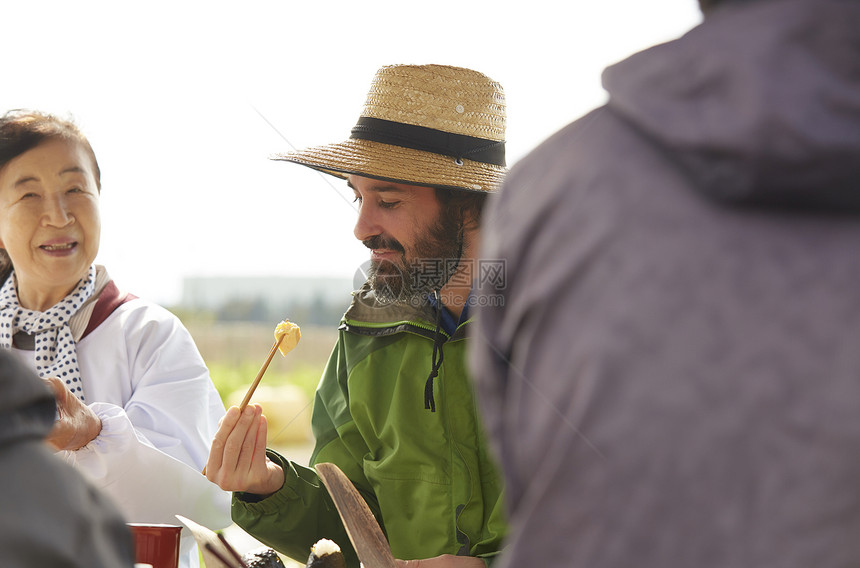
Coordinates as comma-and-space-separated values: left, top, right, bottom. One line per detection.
0, 351, 56, 447
341, 281, 435, 332
602, 0, 860, 211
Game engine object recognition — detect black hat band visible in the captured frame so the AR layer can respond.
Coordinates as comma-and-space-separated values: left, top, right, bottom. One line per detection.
350, 116, 506, 167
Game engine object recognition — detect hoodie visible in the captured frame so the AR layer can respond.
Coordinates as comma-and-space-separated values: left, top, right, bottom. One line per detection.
604, 0, 860, 209
0, 352, 135, 567
472, 0, 860, 567
0, 350, 56, 448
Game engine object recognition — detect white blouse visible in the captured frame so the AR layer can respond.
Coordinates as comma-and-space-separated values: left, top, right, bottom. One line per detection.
11, 281, 231, 568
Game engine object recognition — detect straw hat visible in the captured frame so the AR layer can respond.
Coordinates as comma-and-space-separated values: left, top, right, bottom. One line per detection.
273, 64, 506, 192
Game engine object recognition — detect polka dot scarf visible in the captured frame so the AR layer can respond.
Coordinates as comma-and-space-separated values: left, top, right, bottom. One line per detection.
0, 265, 96, 402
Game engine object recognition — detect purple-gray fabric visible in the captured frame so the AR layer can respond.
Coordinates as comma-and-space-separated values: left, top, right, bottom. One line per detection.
0, 351, 135, 567
471, 0, 860, 566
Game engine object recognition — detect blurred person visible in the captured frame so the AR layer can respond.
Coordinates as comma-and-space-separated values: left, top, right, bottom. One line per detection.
470, 0, 860, 567
0, 349, 135, 567
0, 110, 231, 568
206, 64, 507, 568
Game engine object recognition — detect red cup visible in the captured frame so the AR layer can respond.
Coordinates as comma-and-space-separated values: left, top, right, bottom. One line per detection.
128, 523, 182, 568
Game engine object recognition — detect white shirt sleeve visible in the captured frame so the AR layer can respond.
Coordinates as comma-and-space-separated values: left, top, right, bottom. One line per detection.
58, 402, 229, 527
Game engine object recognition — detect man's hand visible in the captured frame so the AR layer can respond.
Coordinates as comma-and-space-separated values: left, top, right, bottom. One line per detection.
44, 376, 102, 451
396, 555, 486, 568
205, 404, 284, 496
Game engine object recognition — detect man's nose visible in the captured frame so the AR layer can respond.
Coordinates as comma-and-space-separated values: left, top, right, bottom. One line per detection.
353, 202, 381, 242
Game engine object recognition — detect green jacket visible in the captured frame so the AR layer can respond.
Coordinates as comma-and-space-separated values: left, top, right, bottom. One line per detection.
232, 286, 507, 566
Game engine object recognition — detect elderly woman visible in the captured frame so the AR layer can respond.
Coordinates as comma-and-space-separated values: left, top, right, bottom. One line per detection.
0, 110, 231, 568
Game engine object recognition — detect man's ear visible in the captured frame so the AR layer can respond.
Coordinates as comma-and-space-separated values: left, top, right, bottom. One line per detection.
462, 211, 482, 233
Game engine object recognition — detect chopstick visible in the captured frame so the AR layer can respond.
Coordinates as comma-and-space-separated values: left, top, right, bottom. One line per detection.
203, 333, 286, 475
238, 333, 286, 412
218, 532, 249, 568
205, 541, 245, 568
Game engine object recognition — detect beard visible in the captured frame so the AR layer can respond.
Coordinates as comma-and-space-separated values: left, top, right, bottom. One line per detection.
363, 212, 462, 305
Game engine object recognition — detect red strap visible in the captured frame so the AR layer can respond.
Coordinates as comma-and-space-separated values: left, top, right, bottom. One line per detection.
81, 280, 136, 339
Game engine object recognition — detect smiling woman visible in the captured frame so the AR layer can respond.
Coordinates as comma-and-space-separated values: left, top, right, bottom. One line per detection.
0, 137, 101, 310
0, 110, 232, 568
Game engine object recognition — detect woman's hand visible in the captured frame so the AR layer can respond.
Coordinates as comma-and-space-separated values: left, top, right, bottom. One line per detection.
205, 404, 285, 496
44, 376, 102, 451
396, 555, 486, 568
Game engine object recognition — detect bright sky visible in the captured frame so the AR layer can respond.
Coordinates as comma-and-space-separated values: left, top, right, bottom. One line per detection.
1, 1, 702, 305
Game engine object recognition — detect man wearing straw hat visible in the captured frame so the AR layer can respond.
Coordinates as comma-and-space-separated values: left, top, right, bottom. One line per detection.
207, 64, 507, 567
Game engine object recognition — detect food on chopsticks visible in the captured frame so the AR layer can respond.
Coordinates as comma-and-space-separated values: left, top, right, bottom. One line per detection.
275, 319, 301, 356
306, 539, 346, 568
238, 318, 302, 411
204, 319, 302, 475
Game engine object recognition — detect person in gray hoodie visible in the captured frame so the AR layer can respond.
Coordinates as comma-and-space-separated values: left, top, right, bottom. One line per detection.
0, 350, 134, 567
470, 0, 860, 566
